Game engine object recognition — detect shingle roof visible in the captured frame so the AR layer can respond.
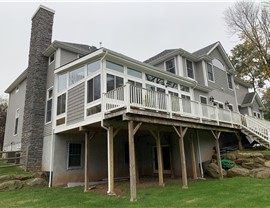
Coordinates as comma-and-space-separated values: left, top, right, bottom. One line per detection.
57, 41, 96, 53
192, 42, 219, 57
242, 92, 256, 105
144, 49, 176, 64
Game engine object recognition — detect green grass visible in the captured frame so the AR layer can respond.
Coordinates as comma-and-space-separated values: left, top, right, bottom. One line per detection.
0, 160, 32, 177
0, 177, 270, 207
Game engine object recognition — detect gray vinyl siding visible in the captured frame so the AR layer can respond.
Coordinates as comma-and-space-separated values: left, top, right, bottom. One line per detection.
208, 66, 235, 96
67, 82, 85, 125
239, 107, 249, 116
193, 89, 208, 103
209, 48, 230, 71
60, 49, 78, 66
236, 83, 249, 105
154, 62, 164, 70
209, 90, 237, 112
252, 99, 261, 113
195, 62, 205, 85
3, 79, 27, 148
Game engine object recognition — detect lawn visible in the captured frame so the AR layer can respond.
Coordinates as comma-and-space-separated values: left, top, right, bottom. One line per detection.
0, 177, 270, 208
0, 160, 32, 177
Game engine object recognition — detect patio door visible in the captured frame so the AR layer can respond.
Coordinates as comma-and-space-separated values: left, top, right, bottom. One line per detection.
153, 146, 171, 174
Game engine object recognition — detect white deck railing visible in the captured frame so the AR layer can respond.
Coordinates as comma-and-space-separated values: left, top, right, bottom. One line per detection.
104, 84, 242, 125
103, 84, 270, 145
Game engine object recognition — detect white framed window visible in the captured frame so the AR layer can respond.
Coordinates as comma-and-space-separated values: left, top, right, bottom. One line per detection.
87, 60, 100, 76
165, 59, 176, 74
45, 88, 53, 123
106, 74, 124, 92
253, 111, 261, 119
227, 73, 233, 89
127, 67, 142, 79
200, 96, 207, 105
67, 143, 82, 169
227, 104, 233, 111
58, 73, 67, 93
69, 66, 85, 86
57, 93, 66, 116
87, 75, 101, 103
49, 53, 55, 64
14, 109, 19, 135
166, 81, 178, 89
180, 85, 190, 92
186, 60, 194, 79
106, 60, 124, 73
207, 63, 214, 82
145, 74, 165, 86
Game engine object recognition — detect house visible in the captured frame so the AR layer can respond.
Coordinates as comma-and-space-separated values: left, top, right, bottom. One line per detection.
3, 5, 269, 201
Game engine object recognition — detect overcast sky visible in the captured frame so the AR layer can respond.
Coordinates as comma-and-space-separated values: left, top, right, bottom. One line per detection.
0, 1, 240, 96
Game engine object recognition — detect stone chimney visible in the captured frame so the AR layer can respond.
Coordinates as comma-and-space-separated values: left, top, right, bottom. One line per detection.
21, 5, 54, 171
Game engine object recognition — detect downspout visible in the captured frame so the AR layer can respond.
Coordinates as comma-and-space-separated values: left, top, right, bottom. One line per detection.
48, 130, 55, 188
99, 49, 112, 193
196, 130, 204, 178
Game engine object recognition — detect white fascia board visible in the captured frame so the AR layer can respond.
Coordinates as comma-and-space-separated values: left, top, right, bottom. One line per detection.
54, 49, 104, 74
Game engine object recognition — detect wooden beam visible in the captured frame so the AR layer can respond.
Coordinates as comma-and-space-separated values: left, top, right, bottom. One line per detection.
84, 132, 90, 192
236, 132, 244, 150
156, 131, 164, 186
211, 130, 223, 179
190, 136, 198, 179
174, 126, 188, 188
107, 126, 115, 195
133, 122, 142, 135
128, 121, 137, 202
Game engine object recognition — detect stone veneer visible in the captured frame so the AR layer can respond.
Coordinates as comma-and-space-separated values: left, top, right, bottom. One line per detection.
21, 6, 54, 171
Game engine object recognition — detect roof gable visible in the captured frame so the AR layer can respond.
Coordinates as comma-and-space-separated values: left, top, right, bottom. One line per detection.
241, 92, 264, 108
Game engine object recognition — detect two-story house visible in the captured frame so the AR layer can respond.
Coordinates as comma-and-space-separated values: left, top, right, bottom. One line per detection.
3, 5, 268, 202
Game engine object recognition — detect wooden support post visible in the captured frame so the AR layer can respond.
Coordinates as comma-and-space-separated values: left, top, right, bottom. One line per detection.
190, 136, 198, 179
150, 130, 164, 186
128, 121, 137, 202
84, 132, 89, 192
107, 126, 115, 195
173, 126, 188, 188
211, 130, 223, 179
236, 132, 244, 150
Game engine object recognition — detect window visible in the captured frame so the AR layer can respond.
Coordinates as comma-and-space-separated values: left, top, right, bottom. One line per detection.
181, 95, 191, 113
68, 143, 82, 168
58, 73, 67, 93
14, 109, 19, 135
127, 68, 142, 79
166, 81, 178, 89
87, 75, 101, 103
165, 59, 175, 74
46, 88, 53, 123
227, 73, 233, 89
106, 74, 123, 92
253, 111, 261, 119
128, 80, 142, 88
218, 103, 224, 109
200, 96, 207, 104
69, 67, 85, 86
49, 53, 55, 64
87, 104, 101, 116
207, 63, 214, 81
87, 60, 100, 75
186, 60, 194, 79
106, 61, 124, 73
180, 85, 190, 92
227, 104, 233, 111
146, 74, 165, 85
57, 93, 66, 115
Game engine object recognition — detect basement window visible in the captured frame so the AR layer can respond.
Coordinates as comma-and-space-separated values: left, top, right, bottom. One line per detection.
67, 143, 82, 169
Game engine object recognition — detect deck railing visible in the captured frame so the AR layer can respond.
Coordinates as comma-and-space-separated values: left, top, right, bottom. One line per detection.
104, 84, 242, 126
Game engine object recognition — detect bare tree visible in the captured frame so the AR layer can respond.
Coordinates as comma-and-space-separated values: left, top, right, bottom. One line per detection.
0, 95, 8, 151
225, 1, 270, 77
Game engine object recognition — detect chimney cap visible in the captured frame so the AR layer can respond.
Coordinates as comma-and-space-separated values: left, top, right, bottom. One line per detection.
32, 5, 55, 20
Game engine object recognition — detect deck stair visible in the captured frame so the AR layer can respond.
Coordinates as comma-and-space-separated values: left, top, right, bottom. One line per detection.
240, 115, 270, 149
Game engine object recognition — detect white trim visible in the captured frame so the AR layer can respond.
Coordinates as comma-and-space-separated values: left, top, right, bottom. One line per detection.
55, 48, 61, 68
206, 62, 215, 83
201, 61, 208, 86
45, 87, 53, 125
186, 59, 195, 80
177, 55, 184, 77
206, 42, 219, 56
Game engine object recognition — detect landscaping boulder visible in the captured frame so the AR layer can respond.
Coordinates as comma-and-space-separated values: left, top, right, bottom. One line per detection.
235, 158, 253, 165
250, 168, 270, 178
0, 180, 23, 191
0, 175, 14, 183
25, 178, 47, 187
236, 152, 251, 159
264, 154, 270, 160
250, 153, 264, 158
227, 167, 250, 177
224, 153, 236, 160
206, 163, 227, 178
14, 175, 33, 181
264, 161, 270, 168
254, 157, 266, 165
